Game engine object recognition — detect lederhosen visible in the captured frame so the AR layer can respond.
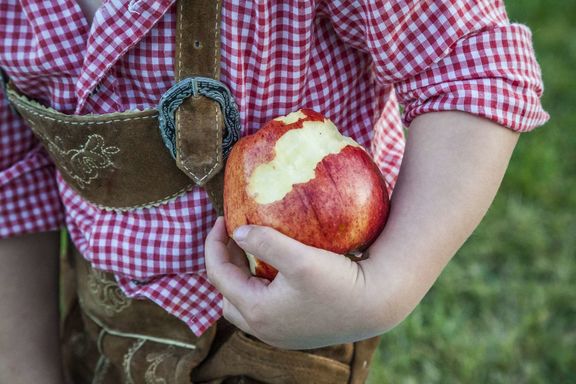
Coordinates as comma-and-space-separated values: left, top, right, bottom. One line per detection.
4, 1, 381, 383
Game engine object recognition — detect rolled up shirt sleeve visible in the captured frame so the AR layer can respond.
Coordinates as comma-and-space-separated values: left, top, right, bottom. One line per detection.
0, 84, 64, 238
363, 0, 549, 131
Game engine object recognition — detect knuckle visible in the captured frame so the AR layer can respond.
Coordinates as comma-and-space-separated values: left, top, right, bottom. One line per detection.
245, 302, 266, 327
288, 260, 310, 277
204, 263, 222, 287
288, 256, 319, 280
205, 268, 218, 285
252, 229, 273, 256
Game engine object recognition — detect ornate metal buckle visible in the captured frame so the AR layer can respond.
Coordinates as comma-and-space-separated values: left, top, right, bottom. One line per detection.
158, 76, 241, 160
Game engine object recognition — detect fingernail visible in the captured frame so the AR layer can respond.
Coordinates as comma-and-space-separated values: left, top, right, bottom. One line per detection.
233, 226, 250, 241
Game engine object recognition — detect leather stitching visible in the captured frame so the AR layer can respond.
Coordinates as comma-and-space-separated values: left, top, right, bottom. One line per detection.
9, 93, 157, 125
175, 0, 222, 184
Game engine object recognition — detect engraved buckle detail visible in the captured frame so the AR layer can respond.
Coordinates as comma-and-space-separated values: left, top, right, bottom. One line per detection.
158, 77, 241, 161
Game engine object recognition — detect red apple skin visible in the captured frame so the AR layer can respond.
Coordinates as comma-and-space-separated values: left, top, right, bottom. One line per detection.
223, 109, 390, 280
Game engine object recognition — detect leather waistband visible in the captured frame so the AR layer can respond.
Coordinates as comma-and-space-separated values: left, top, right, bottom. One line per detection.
72, 247, 214, 349
7, 87, 194, 210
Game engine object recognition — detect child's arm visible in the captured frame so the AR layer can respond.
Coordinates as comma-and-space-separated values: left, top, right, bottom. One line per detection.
0, 80, 65, 381
0, 231, 64, 383
205, 111, 519, 349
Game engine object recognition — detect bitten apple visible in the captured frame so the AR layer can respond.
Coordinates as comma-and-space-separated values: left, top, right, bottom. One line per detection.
223, 109, 390, 280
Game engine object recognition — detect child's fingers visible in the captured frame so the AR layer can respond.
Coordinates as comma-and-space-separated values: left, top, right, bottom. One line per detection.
205, 217, 229, 248
205, 217, 252, 308
226, 238, 250, 270
222, 297, 252, 335
231, 225, 336, 279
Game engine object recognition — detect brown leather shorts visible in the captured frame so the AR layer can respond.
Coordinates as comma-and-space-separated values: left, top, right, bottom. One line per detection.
61, 249, 380, 384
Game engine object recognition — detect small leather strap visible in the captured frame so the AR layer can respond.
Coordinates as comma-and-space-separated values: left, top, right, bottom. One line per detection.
349, 336, 381, 384
175, 0, 225, 215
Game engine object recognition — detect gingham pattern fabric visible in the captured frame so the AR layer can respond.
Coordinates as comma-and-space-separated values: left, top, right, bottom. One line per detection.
0, 0, 548, 335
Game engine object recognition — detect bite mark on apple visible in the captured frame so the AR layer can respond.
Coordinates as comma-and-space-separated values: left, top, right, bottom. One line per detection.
273, 110, 307, 124
247, 119, 361, 204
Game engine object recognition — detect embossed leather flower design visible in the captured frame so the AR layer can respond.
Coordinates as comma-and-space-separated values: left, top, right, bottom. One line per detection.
49, 134, 120, 188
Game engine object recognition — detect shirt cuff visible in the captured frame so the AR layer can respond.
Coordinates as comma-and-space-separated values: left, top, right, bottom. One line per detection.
396, 24, 550, 132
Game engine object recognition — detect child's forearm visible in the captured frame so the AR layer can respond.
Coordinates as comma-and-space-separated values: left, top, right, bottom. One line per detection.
364, 111, 520, 331
0, 231, 63, 384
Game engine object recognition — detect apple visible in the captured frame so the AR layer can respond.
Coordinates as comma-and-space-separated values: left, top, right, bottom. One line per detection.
223, 109, 390, 280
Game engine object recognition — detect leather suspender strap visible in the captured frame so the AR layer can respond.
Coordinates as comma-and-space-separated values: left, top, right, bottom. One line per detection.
174, 0, 226, 215
175, 0, 222, 80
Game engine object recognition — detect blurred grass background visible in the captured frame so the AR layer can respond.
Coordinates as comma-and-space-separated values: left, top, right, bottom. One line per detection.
367, 0, 576, 383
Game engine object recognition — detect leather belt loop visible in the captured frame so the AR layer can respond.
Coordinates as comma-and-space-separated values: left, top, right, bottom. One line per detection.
174, 0, 226, 215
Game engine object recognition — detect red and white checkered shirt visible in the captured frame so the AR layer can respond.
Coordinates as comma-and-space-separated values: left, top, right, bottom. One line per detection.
0, 0, 548, 335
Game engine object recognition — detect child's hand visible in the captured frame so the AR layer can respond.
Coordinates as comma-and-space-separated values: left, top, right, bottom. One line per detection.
204, 216, 387, 349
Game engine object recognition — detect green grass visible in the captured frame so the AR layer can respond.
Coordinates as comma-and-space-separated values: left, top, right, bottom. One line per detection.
367, 1, 576, 383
